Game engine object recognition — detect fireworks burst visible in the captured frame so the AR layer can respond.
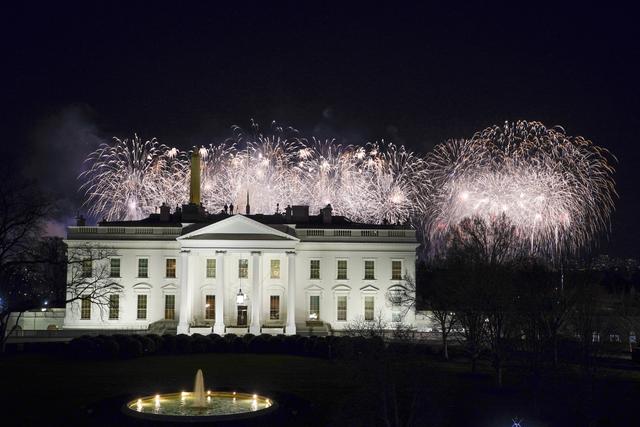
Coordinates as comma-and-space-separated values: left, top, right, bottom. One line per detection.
423, 121, 617, 258
80, 124, 428, 224
80, 121, 616, 259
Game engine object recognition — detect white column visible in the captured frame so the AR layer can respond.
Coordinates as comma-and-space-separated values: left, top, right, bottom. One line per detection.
286, 251, 297, 335
249, 251, 261, 335
214, 250, 226, 335
177, 249, 190, 334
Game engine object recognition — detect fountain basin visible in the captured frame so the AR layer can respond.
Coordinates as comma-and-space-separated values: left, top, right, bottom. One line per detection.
123, 391, 276, 422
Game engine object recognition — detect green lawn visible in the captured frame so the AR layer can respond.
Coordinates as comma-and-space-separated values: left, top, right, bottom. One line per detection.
2, 352, 639, 426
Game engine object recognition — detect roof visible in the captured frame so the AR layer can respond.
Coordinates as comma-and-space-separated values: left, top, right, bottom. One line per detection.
181, 233, 292, 241
97, 205, 414, 231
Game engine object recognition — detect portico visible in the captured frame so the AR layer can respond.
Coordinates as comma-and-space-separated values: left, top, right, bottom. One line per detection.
176, 215, 299, 335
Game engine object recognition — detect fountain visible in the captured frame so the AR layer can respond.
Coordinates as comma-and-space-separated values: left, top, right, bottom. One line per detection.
193, 369, 206, 407
123, 369, 276, 422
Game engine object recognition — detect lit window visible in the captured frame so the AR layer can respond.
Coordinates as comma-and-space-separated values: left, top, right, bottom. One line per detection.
364, 296, 374, 321
270, 295, 280, 320
137, 294, 147, 320
138, 258, 149, 278
309, 295, 320, 320
337, 296, 347, 321
310, 260, 320, 279
110, 258, 120, 278
80, 298, 91, 320
165, 295, 175, 320
337, 260, 348, 280
392, 260, 402, 280
239, 259, 248, 278
592, 332, 600, 343
166, 258, 176, 278
364, 260, 375, 280
270, 259, 280, 279
109, 294, 119, 319
206, 259, 216, 278
82, 259, 92, 278
205, 295, 215, 320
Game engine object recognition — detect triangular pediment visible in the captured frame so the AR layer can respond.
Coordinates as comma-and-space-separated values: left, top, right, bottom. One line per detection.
178, 215, 299, 242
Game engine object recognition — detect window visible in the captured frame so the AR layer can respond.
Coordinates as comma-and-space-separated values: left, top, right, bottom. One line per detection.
109, 294, 119, 319
137, 294, 147, 320
205, 295, 215, 320
166, 258, 176, 278
392, 312, 403, 323
238, 259, 248, 278
80, 298, 91, 320
270, 260, 280, 279
270, 295, 280, 320
392, 260, 402, 280
309, 295, 320, 320
337, 296, 347, 321
206, 259, 216, 278
592, 332, 600, 343
138, 258, 149, 278
337, 260, 348, 280
364, 260, 375, 280
610, 334, 620, 342
364, 296, 374, 321
110, 258, 120, 278
82, 259, 92, 278
165, 295, 175, 320
310, 260, 320, 279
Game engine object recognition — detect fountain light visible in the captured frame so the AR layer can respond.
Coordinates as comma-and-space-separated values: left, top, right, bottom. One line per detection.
207, 390, 211, 395
233, 391, 236, 396
253, 394, 257, 400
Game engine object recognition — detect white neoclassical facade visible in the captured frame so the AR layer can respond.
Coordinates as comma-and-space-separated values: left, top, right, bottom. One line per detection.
63, 205, 418, 335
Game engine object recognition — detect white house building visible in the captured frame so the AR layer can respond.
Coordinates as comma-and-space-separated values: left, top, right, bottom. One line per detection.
63, 207, 418, 335
63, 153, 419, 335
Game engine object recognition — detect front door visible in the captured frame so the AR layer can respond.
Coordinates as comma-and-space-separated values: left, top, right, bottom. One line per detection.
237, 305, 247, 326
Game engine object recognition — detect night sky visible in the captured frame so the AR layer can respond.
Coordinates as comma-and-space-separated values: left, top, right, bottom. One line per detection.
2, 2, 639, 258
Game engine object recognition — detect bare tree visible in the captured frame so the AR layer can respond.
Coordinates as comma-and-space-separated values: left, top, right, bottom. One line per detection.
0, 173, 53, 350
64, 243, 119, 316
441, 214, 522, 383
343, 311, 388, 339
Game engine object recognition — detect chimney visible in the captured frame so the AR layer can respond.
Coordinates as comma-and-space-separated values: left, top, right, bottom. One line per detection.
245, 191, 251, 215
76, 214, 86, 226
160, 203, 170, 222
292, 205, 309, 223
321, 203, 333, 224
285, 205, 292, 222
189, 150, 201, 205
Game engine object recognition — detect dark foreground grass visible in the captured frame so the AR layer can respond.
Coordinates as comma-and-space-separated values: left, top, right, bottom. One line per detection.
1, 352, 639, 426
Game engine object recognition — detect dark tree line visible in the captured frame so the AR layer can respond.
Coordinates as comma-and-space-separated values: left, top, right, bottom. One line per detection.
420, 215, 640, 386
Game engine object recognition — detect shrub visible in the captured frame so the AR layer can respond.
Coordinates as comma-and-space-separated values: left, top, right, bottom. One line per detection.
68, 336, 94, 358
206, 335, 227, 353
248, 335, 271, 353
192, 335, 209, 353
229, 336, 246, 353
135, 335, 157, 355
312, 338, 330, 358
145, 334, 163, 353
632, 347, 640, 363
334, 336, 355, 359
242, 333, 255, 344
95, 335, 120, 359
283, 335, 301, 355
175, 334, 193, 354
224, 333, 238, 342
116, 336, 143, 358
161, 334, 177, 354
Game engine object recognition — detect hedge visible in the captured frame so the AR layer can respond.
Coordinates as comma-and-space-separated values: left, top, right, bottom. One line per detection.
67, 333, 393, 360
